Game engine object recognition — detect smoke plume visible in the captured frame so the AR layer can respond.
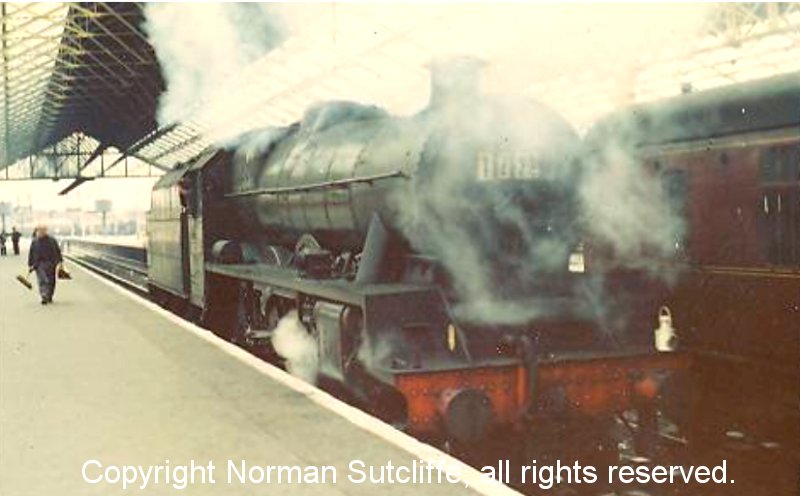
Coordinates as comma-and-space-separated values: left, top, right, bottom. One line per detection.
388, 61, 685, 326
388, 81, 585, 325
142, 4, 710, 139
271, 311, 318, 384
142, 4, 703, 328
143, 3, 288, 125
580, 141, 685, 268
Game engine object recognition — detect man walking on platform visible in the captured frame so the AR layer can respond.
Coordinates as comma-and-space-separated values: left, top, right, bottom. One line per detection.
28, 225, 63, 305
11, 227, 21, 255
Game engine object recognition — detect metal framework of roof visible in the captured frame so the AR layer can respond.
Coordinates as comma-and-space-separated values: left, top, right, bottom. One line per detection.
0, 2, 161, 173
0, 3, 798, 177
0, 132, 164, 183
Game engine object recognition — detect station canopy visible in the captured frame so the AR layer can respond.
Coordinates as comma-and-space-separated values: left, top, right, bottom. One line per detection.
0, 3, 161, 174
1, 2, 798, 175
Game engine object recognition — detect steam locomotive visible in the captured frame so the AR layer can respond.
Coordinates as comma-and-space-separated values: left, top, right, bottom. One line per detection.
146, 58, 686, 457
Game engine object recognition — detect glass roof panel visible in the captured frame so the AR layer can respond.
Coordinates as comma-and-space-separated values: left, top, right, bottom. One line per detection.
0, 3, 69, 165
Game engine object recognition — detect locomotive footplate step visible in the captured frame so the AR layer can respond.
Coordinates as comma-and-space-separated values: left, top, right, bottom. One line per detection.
0, 258, 501, 496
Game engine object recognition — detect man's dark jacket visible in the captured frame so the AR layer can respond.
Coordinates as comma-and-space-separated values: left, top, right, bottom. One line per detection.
28, 236, 63, 268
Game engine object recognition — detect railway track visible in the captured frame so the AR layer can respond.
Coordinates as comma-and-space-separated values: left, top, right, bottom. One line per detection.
62, 238, 149, 295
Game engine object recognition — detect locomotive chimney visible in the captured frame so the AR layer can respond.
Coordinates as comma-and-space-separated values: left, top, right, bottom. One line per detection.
427, 55, 486, 109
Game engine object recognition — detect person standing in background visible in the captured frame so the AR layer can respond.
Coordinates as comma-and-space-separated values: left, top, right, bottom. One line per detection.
28, 224, 63, 305
11, 227, 21, 255
0, 231, 7, 256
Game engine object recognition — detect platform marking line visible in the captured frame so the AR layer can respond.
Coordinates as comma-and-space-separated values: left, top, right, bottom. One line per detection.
74, 263, 521, 496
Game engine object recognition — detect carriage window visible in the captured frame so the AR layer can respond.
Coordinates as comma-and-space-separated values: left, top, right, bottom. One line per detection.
760, 148, 778, 182
179, 174, 198, 216
759, 145, 800, 266
662, 169, 687, 214
760, 145, 800, 183
661, 168, 688, 253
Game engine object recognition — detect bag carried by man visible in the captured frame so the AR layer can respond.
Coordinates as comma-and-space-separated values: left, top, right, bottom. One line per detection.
57, 262, 71, 280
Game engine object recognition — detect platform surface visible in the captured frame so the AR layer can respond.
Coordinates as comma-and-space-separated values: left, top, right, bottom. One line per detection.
0, 252, 495, 496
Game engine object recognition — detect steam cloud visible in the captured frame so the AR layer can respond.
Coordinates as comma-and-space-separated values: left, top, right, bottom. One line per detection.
271, 311, 318, 383
389, 72, 685, 326
143, 4, 710, 134
143, 4, 701, 327
580, 141, 685, 266
391, 92, 583, 325
143, 3, 288, 125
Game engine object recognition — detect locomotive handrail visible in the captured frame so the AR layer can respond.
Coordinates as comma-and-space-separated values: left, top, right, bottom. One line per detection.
223, 170, 408, 198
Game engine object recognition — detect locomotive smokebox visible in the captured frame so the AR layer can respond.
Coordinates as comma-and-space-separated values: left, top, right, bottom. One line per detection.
428, 55, 486, 109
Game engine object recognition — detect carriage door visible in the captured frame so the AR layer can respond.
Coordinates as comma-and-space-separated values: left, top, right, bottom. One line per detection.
759, 145, 800, 267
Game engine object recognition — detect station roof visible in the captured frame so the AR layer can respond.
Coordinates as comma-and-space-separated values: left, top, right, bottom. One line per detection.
1, 3, 799, 172
0, 2, 161, 169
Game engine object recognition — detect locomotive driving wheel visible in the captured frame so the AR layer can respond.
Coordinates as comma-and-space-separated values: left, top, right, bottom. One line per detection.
231, 282, 258, 346
245, 293, 292, 361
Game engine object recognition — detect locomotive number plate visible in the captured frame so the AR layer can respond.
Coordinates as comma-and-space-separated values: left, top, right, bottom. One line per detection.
477, 151, 540, 181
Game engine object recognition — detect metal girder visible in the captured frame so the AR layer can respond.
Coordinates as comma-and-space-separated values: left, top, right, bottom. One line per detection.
0, 131, 164, 181
69, 4, 150, 65
57, 175, 93, 195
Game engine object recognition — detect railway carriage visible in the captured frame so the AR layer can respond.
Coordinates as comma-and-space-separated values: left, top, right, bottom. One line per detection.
589, 72, 800, 445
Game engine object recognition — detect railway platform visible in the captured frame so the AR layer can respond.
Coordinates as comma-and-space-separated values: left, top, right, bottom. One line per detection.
0, 254, 510, 496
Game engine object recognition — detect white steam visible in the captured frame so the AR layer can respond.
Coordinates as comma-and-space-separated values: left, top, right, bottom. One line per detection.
142, 4, 700, 328
389, 87, 583, 325
580, 143, 684, 266
142, 4, 710, 143
386, 62, 686, 326
270, 311, 318, 384
143, 3, 288, 125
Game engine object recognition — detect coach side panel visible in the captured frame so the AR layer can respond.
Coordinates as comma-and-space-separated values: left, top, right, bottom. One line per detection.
649, 135, 800, 371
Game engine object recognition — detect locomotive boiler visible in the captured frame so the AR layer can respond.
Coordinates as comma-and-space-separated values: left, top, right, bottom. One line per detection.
224, 58, 583, 313
147, 58, 686, 456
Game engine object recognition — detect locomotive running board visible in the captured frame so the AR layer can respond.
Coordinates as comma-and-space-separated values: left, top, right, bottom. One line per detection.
205, 261, 439, 306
